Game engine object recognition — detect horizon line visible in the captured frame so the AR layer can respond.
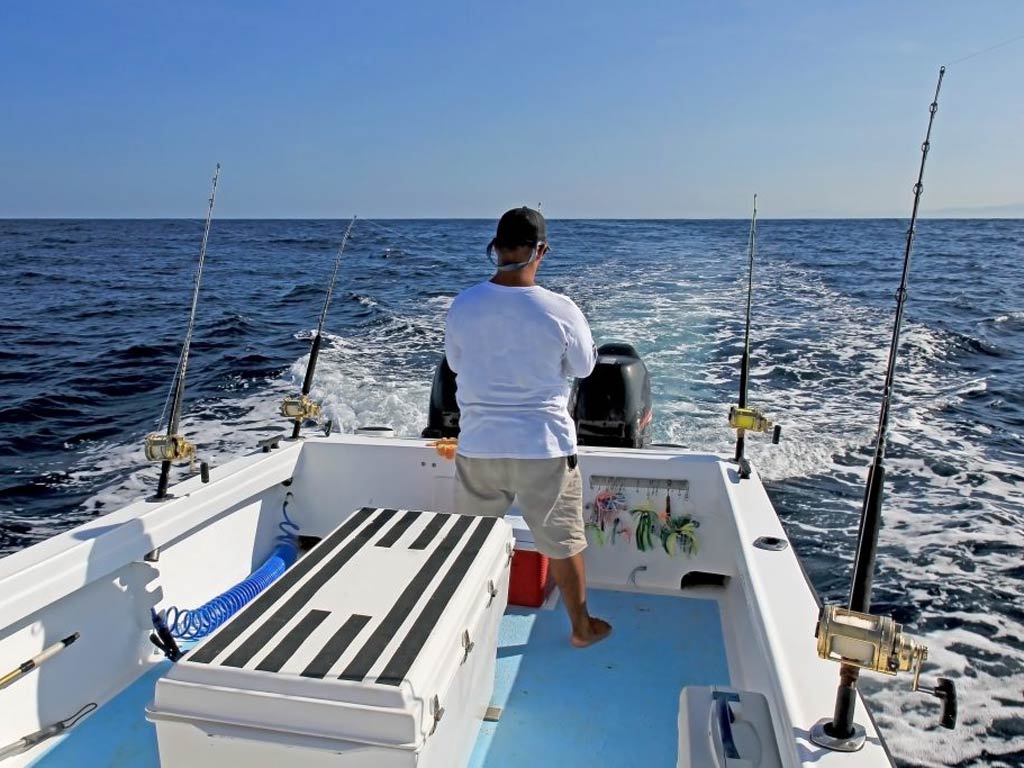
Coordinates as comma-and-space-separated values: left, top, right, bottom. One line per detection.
3, 215, 1023, 222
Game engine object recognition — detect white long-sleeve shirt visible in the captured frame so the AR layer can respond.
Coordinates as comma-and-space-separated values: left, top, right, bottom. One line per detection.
444, 281, 597, 459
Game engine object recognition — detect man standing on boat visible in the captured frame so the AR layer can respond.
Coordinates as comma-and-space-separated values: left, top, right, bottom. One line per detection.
444, 207, 612, 648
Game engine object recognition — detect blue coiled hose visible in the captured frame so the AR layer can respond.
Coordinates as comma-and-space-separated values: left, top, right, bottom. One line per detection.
163, 494, 300, 640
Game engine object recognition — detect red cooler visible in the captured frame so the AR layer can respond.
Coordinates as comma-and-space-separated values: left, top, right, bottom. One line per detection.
506, 514, 552, 608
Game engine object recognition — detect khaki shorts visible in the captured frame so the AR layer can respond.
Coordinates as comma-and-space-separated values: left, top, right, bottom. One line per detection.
453, 455, 587, 560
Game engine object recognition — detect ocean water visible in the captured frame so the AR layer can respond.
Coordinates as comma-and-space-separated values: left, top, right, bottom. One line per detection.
1, 218, 1021, 767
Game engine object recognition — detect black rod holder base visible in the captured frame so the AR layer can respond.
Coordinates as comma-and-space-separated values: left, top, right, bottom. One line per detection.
809, 718, 866, 752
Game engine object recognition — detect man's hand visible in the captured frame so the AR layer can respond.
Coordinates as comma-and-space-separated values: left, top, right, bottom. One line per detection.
428, 438, 458, 460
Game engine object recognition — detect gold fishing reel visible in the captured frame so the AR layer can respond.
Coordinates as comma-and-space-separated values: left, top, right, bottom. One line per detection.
814, 605, 957, 730
815, 605, 926, 681
729, 406, 782, 479
281, 395, 321, 423
144, 433, 196, 464
728, 406, 778, 437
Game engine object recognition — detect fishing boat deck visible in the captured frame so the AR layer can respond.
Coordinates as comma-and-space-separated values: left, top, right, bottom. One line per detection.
29, 588, 729, 768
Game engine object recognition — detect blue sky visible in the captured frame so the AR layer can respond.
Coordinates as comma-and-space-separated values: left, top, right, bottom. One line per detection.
1, 2, 1022, 218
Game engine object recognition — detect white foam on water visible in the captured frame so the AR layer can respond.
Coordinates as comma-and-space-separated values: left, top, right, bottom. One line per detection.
864, 626, 1024, 767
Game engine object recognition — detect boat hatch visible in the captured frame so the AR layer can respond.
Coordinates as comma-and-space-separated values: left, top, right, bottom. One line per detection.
148, 508, 514, 768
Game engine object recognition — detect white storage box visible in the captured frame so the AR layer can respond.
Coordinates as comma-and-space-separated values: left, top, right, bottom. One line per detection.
148, 508, 513, 768
677, 686, 783, 768
504, 511, 536, 550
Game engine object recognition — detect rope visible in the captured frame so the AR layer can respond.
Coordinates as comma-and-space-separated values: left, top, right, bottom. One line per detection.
59, 703, 98, 729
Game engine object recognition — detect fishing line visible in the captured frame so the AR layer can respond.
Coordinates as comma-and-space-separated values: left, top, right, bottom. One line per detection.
155, 346, 187, 430
357, 218, 460, 263
739, 194, 757, 414
361, 215, 598, 274
147, 164, 221, 500
944, 32, 1024, 67
162, 166, 220, 435
315, 217, 356, 337
727, 195, 780, 477
546, 218, 599, 257
153, 165, 220, 436
360, 215, 603, 283
284, 217, 356, 439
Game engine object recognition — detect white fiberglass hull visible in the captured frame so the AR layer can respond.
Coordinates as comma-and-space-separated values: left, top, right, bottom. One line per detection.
0, 435, 893, 767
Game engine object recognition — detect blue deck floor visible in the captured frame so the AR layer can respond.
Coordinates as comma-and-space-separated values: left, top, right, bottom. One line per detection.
29, 663, 168, 768
31, 589, 729, 767
469, 590, 729, 768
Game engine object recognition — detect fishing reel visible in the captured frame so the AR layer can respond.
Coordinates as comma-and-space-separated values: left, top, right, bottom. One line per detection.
281, 395, 321, 423
144, 433, 196, 464
812, 605, 957, 747
728, 406, 781, 441
728, 406, 781, 479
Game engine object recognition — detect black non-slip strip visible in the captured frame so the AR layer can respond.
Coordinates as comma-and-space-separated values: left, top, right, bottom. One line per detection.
339, 515, 473, 682
301, 614, 372, 679
221, 508, 398, 669
375, 510, 421, 548
189, 507, 377, 665
408, 513, 449, 550
254, 609, 330, 673
377, 517, 498, 686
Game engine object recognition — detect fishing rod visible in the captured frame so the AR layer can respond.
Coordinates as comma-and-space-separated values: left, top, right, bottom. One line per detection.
0, 633, 79, 690
145, 164, 220, 499
811, 67, 956, 751
0, 703, 97, 761
282, 216, 356, 439
728, 194, 780, 479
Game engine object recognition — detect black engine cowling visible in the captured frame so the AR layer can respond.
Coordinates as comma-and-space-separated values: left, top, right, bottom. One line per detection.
570, 342, 652, 448
421, 341, 653, 448
421, 355, 460, 439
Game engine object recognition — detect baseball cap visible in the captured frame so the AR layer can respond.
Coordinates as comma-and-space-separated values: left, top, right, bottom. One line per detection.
488, 207, 547, 252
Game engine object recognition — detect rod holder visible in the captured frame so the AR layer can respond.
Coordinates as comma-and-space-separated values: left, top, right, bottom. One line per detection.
811, 605, 957, 750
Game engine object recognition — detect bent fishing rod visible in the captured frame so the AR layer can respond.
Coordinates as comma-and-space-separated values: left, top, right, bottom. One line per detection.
282, 216, 356, 439
728, 194, 780, 479
811, 67, 957, 751
145, 164, 220, 499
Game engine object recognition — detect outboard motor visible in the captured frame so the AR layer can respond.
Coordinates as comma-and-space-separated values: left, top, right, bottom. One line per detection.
422, 355, 460, 438
422, 342, 653, 448
571, 342, 653, 448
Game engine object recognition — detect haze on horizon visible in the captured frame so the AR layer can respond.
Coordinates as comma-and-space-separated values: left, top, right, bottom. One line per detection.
1, 2, 1022, 220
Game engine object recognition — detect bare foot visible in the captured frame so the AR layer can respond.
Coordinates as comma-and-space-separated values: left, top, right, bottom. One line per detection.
570, 617, 612, 648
